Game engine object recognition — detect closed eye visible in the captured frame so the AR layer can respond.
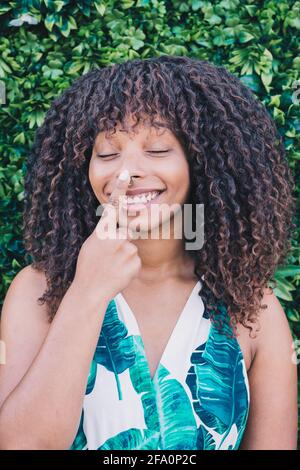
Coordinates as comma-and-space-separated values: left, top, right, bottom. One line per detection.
96, 153, 118, 158
147, 150, 170, 154
96, 150, 170, 159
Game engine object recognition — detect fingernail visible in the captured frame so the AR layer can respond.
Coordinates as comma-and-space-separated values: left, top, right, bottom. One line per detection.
119, 169, 130, 181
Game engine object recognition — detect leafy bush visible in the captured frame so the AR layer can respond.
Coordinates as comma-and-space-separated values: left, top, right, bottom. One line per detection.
0, 0, 299, 446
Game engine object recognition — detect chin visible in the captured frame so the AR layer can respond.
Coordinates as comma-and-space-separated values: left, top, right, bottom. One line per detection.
129, 214, 176, 239
126, 218, 159, 235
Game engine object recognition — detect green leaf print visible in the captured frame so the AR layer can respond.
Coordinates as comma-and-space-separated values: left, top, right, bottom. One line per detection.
99, 334, 198, 450
86, 360, 97, 395
98, 428, 160, 450
69, 410, 87, 450
70, 361, 96, 449
186, 304, 249, 450
153, 364, 198, 450
130, 335, 198, 450
129, 335, 160, 432
94, 300, 136, 400
96, 335, 161, 450
197, 426, 215, 450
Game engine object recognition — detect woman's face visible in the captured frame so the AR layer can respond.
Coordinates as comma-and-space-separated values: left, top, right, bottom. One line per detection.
89, 117, 190, 235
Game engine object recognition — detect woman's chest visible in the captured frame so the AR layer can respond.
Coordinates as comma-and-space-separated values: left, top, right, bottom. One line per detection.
120, 282, 253, 374
120, 281, 200, 379
75, 285, 251, 450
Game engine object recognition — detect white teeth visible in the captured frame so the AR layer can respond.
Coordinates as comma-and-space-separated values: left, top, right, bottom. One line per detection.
124, 191, 161, 204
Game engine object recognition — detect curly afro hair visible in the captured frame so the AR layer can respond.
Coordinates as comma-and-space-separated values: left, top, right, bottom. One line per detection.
23, 55, 296, 335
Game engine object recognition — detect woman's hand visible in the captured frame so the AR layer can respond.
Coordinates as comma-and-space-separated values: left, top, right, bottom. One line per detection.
73, 170, 141, 303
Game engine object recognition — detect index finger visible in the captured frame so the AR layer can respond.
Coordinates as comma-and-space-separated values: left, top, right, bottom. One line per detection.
97, 169, 131, 234
108, 169, 131, 210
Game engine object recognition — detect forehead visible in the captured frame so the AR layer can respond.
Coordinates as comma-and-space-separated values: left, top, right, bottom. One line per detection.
96, 118, 176, 145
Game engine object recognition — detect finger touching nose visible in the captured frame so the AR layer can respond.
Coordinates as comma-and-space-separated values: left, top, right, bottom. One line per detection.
108, 169, 131, 205
96, 170, 131, 237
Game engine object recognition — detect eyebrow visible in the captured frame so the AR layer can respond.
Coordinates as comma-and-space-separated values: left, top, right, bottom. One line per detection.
108, 129, 133, 138
104, 127, 170, 143
107, 131, 165, 140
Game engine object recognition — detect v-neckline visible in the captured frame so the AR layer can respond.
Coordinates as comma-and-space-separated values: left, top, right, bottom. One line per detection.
116, 280, 201, 384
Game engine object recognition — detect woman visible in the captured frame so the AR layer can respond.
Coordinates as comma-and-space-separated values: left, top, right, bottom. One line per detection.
0, 55, 297, 450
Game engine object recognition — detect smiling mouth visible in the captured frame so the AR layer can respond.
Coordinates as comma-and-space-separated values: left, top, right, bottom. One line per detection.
118, 190, 166, 213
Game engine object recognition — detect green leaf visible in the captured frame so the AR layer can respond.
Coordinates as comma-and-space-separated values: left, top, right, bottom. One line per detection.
68, 16, 77, 30
0, 59, 12, 75
273, 280, 294, 301
186, 304, 249, 450
275, 265, 300, 277
86, 360, 97, 394
269, 94, 281, 107
12, 258, 21, 269
94, 300, 136, 401
60, 20, 71, 37
53, 1, 65, 13
240, 74, 262, 93
244, 5, 257, 17
94, 3, 106, 16
153, 363, 198, 449
98, 428, 160, 450
191, 0, 203, 11
274, 277, 296, 291
197, 426, 215, 449
130, 38, 144, 50
66, 61, 84, 74
287, 17, 300, 30
29, 115, 36, 129
17, 190, 25, 201
44, 13, 57, 31
13, 132, 25, 144
69, 411, 87, 450
0, 6, 11, 15
207, 14, 222, 26
261, 72, 273, 87
36, 111, 45, 127
287, 309, 300, 322
238, 31, 255, 43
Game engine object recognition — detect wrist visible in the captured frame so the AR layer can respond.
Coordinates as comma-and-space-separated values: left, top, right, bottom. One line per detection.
67, 278, 111, 314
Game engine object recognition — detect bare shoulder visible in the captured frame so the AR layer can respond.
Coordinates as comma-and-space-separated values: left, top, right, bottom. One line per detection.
1, 264, 50, 330
249, 287, 294, 359
1, 262, 49, 315
239, 287, 298, 449
0, 264, 51, 408
235, 287, 293, 367
7, 263, 47, 290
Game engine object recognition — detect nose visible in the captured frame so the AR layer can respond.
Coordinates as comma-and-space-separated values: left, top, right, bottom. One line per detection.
117, 172, 143, 185
115, 144, 148, 182
128, 175, 142, 187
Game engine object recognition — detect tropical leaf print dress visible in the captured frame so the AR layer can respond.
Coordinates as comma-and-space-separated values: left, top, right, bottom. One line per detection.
70, 280, 250, 450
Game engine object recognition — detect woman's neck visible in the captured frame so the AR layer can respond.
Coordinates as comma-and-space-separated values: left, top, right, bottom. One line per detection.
130, 222, 195, 285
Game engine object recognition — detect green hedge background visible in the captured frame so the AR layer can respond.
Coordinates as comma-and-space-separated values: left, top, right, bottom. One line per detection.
0, 0, 299, 447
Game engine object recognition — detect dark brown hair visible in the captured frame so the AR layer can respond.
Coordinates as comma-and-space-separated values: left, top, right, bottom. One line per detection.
23, 55, 296, 335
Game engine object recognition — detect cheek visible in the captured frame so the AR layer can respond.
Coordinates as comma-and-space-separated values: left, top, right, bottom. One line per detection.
167, 162, 190, 200
126, 163, 190, 232
88, 160, 107, 201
